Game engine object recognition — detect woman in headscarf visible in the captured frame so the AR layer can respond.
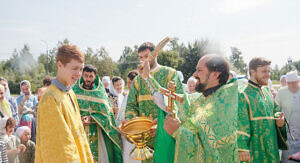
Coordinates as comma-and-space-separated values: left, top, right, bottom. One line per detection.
16, 80, 38, 129
187, 76, 197, 94
16, 126, 35, 163
0, 117, 26, 163
102, 76, 111, 94
0, 77, 20, 127
0, 85, 12, 118
108, 76, 126, 117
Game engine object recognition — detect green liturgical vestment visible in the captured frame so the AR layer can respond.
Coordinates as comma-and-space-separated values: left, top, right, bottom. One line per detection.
73, 76, 122, 163
238, 81, 286, 163
170, 80, 239, 163
146, 77, 239, 162
125, 65, 184, 163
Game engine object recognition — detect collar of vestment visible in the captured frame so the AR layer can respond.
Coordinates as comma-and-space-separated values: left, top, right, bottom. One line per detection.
82, 85, 93, 90
150, 64, 160, 73
78, 76, 100, 91
203, 85, 221, 97
248, 80, 262, 88
52, 78, 71, 92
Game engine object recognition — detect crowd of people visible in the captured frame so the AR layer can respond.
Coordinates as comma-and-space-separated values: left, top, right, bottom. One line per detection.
0, 43, 299, 163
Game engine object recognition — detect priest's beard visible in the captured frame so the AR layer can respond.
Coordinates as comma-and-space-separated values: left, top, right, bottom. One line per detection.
255, 74, 268, 86
83, 80, 95, 90
195, 73, 210, 93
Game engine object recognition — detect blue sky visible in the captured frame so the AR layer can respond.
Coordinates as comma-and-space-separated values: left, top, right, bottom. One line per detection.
1, 0, 299, 68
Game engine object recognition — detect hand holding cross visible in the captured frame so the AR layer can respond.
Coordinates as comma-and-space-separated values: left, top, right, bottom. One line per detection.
160, 81, 183, 115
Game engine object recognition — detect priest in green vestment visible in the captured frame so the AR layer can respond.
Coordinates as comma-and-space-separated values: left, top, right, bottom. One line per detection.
237, 57, 286, 163
73, 65, 122, 163
139, 54, 240, 162
125, 42, 184, 163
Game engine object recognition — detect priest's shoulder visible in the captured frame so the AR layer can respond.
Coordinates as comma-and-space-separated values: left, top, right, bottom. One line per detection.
160, 65, 176, 73
39, 84, 65, 104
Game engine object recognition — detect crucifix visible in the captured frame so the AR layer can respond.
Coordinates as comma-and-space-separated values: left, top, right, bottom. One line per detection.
160, 81, 183, 114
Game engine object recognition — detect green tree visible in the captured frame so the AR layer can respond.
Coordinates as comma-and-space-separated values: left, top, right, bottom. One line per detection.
178, 40, 209, 82
117, 46, 139, 79
84, 47, 119, 79
229, 47, 247, 74
157, 50, 183, 70
271, 64, 280, 80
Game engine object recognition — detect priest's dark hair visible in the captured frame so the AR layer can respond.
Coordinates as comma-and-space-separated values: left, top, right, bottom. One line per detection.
83, 64, 97, 74
127, 70, 138, 81
205, 55, 230, 86
138, 42, 155, 53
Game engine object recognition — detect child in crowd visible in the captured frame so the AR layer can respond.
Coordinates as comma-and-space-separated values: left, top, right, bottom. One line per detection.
0, 140, 8, 163
0, 117, 26, 163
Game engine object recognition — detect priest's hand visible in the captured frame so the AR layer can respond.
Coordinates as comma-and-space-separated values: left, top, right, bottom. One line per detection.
82, 116, 91, 126
239, 151, 250, 162
150, 119, 157, 137
138, 60, 150, 80
113, 107, 119, 116
275, 112, 285, 127
164, 112, 180, 135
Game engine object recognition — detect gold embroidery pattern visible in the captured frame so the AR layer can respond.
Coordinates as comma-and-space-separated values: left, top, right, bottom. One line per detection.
137, 95, 152, 102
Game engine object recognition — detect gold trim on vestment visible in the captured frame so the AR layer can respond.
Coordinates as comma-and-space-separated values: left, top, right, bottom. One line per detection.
133, 78, 139, 91
251, 116, 275, 120
167, 69, 176, 83
174, 128, 182, 163
76, 94, 121, 150
137, 95, 152, 102
238, 148, 250, 152
216, 132, 237, 148
237, 131, 250, 137
92, 117, 121, 150
242, 92, 275, 121
97, 125, 101, 163
248, 83, 267, 101
76, 94, 113, 113
242, 92, 253, 120
150, 65, 161, 76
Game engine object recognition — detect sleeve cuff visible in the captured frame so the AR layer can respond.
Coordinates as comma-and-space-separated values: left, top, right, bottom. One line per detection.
171, 126, 182, 138
238, 149, 250, 152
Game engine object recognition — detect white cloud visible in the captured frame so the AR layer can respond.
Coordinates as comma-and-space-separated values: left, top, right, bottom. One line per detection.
217, 0, 270, 14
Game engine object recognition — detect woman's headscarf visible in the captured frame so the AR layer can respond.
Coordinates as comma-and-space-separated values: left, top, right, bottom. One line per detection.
16, 126, 30, 138
0, 85, 12, 118
20, 80, 31, 95
187, 77, 197, 94
109, 78, 125, 108
102, 76, 110, 87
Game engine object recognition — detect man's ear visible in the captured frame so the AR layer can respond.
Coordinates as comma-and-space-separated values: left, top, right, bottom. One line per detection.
249, 69, 255, 77
57, 61, 63, 69
211, 71, 221, 80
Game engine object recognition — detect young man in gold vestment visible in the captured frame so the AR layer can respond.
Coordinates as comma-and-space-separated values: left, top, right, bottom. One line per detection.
35, 45, 93, 163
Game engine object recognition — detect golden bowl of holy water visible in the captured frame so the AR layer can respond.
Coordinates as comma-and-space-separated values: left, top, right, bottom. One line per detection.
119, 115, 155, 160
